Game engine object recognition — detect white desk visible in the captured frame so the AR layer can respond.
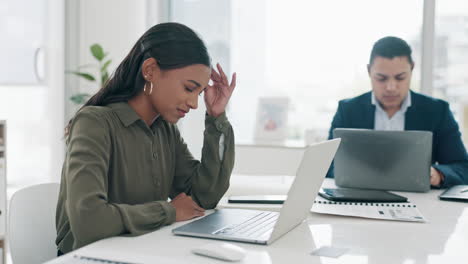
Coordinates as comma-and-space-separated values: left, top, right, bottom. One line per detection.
47, 179, 468, 264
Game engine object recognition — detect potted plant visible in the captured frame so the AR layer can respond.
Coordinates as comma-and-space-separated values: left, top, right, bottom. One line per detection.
68, 43, 112, 105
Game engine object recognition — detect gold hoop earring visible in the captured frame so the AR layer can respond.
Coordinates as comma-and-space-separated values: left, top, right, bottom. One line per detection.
144, 81, 153, 95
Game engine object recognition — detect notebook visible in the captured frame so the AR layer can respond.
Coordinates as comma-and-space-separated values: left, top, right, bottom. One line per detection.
439, 185, 468, 202
47, 254, 177, 264
48, 255, 139, 264
311, 196, 426, 222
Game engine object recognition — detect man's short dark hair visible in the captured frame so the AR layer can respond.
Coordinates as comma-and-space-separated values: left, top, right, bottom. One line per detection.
369, 36, 414, 68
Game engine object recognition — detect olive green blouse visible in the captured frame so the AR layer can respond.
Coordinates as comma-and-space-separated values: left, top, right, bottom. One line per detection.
55, 102, 234, 254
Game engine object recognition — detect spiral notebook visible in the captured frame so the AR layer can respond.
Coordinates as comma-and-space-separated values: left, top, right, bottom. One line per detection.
49, 255, 140, 264
47, 254, 179, 264
311, 196, 426, 222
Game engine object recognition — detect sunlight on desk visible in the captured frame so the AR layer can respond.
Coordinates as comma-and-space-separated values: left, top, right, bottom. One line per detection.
428, 208, 468, 263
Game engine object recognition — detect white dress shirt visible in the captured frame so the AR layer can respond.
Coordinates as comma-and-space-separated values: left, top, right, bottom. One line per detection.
372, 92, 411, 131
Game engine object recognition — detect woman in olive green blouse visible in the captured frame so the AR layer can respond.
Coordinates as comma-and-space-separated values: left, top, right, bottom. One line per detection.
56, 22, 237, 255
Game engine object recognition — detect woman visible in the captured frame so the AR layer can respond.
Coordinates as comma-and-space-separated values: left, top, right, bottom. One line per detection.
56, 22, 237, 255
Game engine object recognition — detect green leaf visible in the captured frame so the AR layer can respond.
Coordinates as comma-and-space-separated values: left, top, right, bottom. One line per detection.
69, 71, 96, 81
101, 71, 109, 87
70, 93, 91, 105
90, 44, 105, 61
101, 59, 112, 73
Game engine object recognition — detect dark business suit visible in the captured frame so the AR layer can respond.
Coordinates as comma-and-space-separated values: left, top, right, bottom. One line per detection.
327, 90, 468, 188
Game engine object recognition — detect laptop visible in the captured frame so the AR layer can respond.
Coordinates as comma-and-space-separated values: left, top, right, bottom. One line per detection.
172, 139, 341, 245
333, 128, 432, 192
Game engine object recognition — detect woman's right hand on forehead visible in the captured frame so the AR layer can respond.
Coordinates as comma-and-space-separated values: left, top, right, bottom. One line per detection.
204, 63, 237, 118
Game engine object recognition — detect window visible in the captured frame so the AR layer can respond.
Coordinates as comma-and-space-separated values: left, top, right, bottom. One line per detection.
171, 0, 424, 145
434, 1, 468, 128
0, 0, 47, 84
0, 0, 64, 195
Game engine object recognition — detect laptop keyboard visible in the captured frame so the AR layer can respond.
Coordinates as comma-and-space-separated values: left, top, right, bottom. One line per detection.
213, 211, 279, 239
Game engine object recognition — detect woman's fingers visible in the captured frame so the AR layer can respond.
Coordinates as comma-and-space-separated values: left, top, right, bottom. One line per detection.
229, 72, 237, 90
184, 195, 205, 212
216, 63, 228, 84
211, 68, 222, 82
190, 200, 205, 212
195, 211, 205, 217
190, 200, 205, 218
211, 63, 236, 93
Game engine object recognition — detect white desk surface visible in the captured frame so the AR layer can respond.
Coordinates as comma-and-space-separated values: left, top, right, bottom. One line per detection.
48, 179, 468, 264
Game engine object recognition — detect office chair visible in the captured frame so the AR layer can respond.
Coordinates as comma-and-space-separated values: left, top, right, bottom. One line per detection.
8, 183, 60, 264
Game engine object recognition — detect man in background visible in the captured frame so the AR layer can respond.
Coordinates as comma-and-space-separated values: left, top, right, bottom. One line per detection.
327, 36, 468, 188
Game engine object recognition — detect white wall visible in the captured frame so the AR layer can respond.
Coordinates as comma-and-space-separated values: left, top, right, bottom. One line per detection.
65, 0, 166, 120
78, 0, 147, 77
234, 144, 304, 176
48, 0, 65, 182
